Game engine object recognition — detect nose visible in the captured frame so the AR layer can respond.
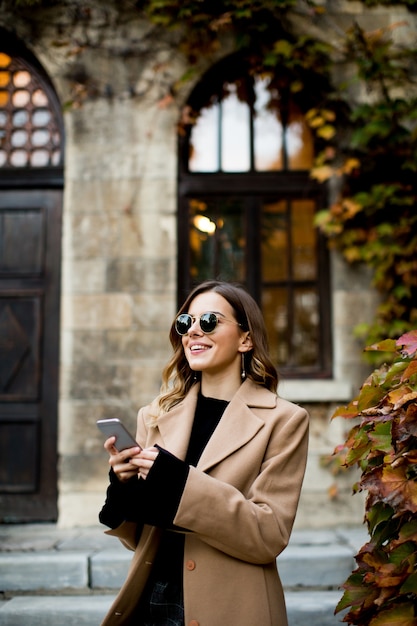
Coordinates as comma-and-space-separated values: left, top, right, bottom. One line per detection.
187, 317, 201, 335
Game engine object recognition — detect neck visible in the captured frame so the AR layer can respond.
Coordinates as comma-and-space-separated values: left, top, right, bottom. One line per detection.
200, 371, 243, 401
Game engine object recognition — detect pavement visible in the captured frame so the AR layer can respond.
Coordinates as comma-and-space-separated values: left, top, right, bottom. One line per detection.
0, 523, 370, 625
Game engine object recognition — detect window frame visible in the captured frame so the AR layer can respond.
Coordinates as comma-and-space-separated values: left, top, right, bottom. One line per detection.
177, 58, 333, 379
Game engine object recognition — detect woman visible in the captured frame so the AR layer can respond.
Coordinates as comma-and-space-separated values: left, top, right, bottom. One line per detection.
99, 280, 309, 626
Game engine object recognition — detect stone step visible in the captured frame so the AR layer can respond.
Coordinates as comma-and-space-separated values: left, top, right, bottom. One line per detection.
0, 542, 355, 593
0, 591, 345, 626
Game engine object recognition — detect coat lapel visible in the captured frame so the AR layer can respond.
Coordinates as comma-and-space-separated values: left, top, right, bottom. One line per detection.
151, 384, 199, 460
197, 379, 277, 473
152, 379, 277, 473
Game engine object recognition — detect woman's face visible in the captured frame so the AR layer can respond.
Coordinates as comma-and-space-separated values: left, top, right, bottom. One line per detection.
181, 291, 251, 379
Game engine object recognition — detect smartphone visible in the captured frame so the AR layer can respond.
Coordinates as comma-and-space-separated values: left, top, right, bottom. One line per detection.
97, 418, 142, 452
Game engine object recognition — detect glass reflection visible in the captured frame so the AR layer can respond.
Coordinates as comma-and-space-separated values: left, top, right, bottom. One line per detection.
189, 105, 219, 172
221, 84, 250, 172
189, 197, 245, 283
254, 77, 283, 171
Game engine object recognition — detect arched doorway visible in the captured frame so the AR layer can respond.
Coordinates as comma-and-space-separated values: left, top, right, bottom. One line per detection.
0, 29, 64, 522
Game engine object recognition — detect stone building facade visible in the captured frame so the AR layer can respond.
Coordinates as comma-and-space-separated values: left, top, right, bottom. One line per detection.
0, 1, 414, 527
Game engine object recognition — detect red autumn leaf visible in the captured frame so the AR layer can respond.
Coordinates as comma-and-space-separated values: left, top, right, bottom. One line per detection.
396, 330, 417, 357
364, 465, 417, 513
393, 390, 417, 411
400, 359, 417, 382
332, 401, 360, 420
387, 385, 414, 409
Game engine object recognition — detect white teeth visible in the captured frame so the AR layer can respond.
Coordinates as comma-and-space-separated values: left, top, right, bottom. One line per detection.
191, 345, 208, 351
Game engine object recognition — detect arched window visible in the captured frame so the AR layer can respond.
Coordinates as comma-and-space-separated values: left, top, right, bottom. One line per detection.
0, 35, 63, 174
178, 56, 331, 378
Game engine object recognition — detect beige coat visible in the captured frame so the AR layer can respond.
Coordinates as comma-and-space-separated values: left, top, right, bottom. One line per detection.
101, 379, 309, 626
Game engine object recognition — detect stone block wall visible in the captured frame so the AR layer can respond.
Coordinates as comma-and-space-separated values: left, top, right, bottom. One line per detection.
1, 0, 415, 527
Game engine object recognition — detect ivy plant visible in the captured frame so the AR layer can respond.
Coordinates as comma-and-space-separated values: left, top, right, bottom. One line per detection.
312, 21, 417, 348
331, 330, 417, 625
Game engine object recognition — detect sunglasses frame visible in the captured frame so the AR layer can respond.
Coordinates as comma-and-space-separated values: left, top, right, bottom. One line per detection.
174, 311, 242, 336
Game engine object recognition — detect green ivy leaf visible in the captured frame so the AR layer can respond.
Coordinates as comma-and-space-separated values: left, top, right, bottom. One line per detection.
336, 573, 375, 613
369, 602, 416, 626
400, 571, 417, 594
367, 502, 394, 535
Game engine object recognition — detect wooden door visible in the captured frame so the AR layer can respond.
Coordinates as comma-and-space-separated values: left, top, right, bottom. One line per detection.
0, 189, 62, 522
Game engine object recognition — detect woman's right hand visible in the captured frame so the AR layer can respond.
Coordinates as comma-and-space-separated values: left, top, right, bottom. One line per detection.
104, 436, 141, 483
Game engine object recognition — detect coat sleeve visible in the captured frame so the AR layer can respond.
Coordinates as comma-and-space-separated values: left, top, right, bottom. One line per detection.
173, 403, 309, 565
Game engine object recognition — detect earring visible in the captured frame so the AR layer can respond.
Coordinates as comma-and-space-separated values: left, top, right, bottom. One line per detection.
241, 353, 246, 380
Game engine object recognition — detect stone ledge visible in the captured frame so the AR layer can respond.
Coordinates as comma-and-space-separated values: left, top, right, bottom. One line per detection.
0, 591, 346, 626
278, 545, 354, 588
90, 550, 132, 589
0, 595, 114, 626
0, 552, 88, 591
279, 379, 353, 403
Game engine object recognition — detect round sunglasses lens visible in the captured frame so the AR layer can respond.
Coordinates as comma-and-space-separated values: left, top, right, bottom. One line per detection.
200, 312, 218, 333
175, 314, 192, 335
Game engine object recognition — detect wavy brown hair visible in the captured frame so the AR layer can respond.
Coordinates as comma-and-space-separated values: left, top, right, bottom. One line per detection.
156, 281, 278, 415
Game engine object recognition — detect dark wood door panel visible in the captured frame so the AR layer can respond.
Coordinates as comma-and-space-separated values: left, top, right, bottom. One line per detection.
0, 190, 62, 522
0, 294, 42, 399
0, 418, 39, 493
0, 208, 45, 274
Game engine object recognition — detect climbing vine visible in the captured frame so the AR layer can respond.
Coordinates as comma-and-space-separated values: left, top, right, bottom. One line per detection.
312, 21, 417, 348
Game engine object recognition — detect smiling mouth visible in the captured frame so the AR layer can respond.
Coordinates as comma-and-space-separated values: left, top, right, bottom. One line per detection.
190, 344, 210, 352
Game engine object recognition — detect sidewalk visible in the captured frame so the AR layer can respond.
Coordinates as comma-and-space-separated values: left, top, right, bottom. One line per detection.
0, 523, 369, 625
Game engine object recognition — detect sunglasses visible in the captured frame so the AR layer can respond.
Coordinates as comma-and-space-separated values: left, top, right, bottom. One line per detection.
174, 311, 242, 336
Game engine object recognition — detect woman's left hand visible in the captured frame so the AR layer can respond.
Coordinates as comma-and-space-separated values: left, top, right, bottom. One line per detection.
132, 447, 159, 480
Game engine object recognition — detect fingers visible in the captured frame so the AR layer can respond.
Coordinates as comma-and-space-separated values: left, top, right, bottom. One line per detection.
104, 437, 142, 483
103, 440, 159, 482
131, 447, 159, 480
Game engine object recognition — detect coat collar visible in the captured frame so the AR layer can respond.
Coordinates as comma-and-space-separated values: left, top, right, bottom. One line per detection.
154, 379, 277, 473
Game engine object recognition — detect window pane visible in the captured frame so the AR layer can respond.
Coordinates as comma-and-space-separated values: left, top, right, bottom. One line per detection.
221, 85, 250, 172
189, 197, 246, 282
262, 286, 288, 365
261, 200, 288, 281
287, 109, 314, 170
293, 288, 319, 367
254, 77, 283, 171
292, 200, 317, 280
263, 286, 319, 369
189, 104, 219, 172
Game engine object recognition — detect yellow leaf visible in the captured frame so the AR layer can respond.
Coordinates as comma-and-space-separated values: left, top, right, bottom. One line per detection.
342, 158, 361, 174
309, 115, 325, 128
290, 80, 303, 93
342, 198, 362, 218
318, 124, 336, 139
322, 109, 336, 122
310, 165, 334, 182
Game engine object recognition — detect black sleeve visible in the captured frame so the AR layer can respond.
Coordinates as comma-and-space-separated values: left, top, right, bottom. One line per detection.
99, 448, 189, 530
140, 445, 190, 528
99, 468, 146, 529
